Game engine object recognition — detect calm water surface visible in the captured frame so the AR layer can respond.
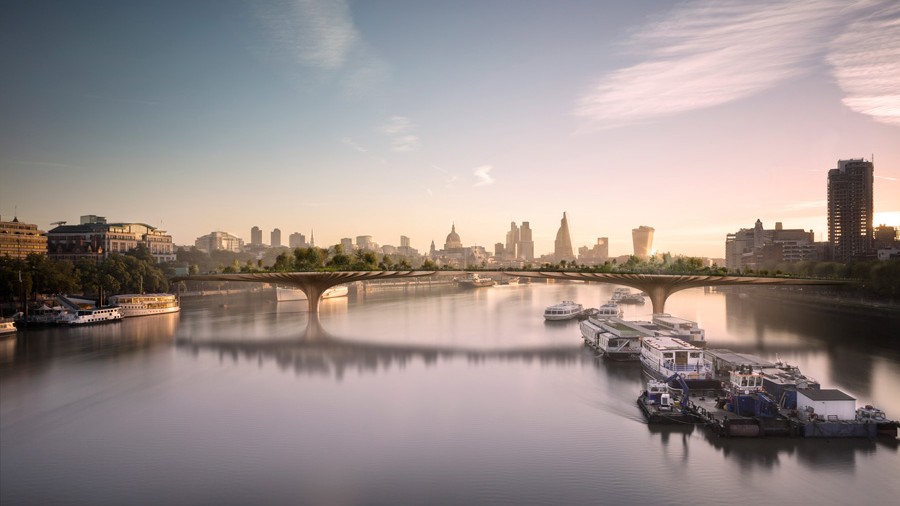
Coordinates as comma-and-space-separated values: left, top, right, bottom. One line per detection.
2, 283, 899, 505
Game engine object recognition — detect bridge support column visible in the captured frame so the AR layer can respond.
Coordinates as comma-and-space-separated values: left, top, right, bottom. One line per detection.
645, 285, 671, 315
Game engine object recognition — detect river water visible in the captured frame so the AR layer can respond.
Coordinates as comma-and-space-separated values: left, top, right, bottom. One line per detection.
2, 282, 899, 505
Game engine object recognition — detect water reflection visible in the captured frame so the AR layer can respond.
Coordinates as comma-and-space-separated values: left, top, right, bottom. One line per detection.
175, 329, 583, 380
0, 313, 180, 377
698, 430, 898, 470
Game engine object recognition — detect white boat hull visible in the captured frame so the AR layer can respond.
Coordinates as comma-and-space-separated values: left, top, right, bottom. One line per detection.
109, 294, 181, 318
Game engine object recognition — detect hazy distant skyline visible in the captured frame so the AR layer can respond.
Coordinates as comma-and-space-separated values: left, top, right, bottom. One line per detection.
2, 0, 898, 258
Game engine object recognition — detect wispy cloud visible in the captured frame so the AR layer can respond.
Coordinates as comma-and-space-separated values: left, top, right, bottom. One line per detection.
380, 116, 420, 152
827, 2, 900, 126
254, 0, 389, 93
432, 164, 458, 189
875, 175, 898, 181
341, 138, 367, 153
473, 165, 495, 186
575, 0, 848, 128
257, 0, 358, 70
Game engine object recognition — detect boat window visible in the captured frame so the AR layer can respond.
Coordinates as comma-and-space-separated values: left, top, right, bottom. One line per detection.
663, 353, 673, 359
690, 352, 700, 358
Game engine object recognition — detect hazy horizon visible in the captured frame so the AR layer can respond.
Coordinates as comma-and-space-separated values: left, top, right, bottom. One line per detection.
2, 0, 898, 258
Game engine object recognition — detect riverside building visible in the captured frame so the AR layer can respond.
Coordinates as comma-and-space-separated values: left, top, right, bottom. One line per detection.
194, 231, 244, 253
725, 219, 817, 271
828, 158, 874, 262
47, 215, 174, 263
0, 216, 48, 259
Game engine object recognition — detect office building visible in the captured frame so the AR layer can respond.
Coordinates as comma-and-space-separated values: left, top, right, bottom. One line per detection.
0, 216, 47, 259
579, 237, 609, 265
250, 226, 263, 246
271, 228, 282, 248
519, 222, 534, 261
194, 231, 244, 253
726, 220, 816, 271
48, 215, 175, 263
828, 159, 874, 261
554, 213, 575, 262
289, 232, 307, 249
632, 226, 654, 260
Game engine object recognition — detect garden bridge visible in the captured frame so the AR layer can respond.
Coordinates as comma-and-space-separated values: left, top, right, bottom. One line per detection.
172, 271, 845, 329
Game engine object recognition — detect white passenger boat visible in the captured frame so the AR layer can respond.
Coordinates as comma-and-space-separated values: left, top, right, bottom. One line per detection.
275, 285, 349, 302
594, 301, 624, 320
640, 335, 712, 382
61, 307, 123, 325
108, 293, 180, 317
543, 300, 583, 321
579, 316, 643, 360
0, 318, 17, 336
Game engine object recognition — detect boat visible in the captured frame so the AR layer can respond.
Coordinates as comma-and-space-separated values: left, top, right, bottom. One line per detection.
594, 301, 624, 320
611, 287, 631, 301
612, 287, 644, 304
108, 293, 180, 317
639, 335, 715, 386
579, 316, 643, 360
651, 314, 705, 347
275, 285, 349, 302
60, 306, 123, 325
456, 273, 495, 288
17, 304, 72, 326
496, 276, 520, 286
543, 300, 583, 321
0, 318, 17, 336
637, 374, 698, 424
619, 292, 645, 304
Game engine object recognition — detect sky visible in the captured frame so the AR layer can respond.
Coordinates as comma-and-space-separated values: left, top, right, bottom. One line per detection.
1, 0, 899, 259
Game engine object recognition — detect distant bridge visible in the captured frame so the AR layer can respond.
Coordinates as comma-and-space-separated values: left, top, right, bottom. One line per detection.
172, 270, 846, 326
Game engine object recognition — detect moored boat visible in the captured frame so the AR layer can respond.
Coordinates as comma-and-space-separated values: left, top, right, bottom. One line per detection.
108, 293, 180, 317
456, 273, 495, 288
579, 316, 643, 360
594, 301, 623, 320
544, 300, 583, 321
0, 318, 17, 336
61, 306, 123, 325
640, 335, 715, 386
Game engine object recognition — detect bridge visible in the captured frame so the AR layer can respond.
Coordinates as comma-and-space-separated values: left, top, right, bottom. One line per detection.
172, 270, 846, 328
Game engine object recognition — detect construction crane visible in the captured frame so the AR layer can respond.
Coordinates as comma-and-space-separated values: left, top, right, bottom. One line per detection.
50, 221, 66, 227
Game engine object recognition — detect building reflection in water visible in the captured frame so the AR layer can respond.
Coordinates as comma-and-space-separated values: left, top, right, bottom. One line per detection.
0, 313, 180, 374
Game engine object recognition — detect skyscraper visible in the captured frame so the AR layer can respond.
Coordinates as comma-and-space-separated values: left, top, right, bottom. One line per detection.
289, 232, 307, 248
505, 222, 520, 259
632, 226, 654, 259
520, 222, 534, 261
828, 159, 874, 262
271, 228, 282, 248
554, 212, 575, 262
250, 226, 262, 246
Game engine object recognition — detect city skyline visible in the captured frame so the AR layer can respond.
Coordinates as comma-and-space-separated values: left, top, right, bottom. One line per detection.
2, 1, 898, 258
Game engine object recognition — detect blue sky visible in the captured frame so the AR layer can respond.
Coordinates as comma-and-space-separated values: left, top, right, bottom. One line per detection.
2, 0, 898, 258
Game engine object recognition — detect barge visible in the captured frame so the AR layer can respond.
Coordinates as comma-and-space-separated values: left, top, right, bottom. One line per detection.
638, 368, 899, 439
